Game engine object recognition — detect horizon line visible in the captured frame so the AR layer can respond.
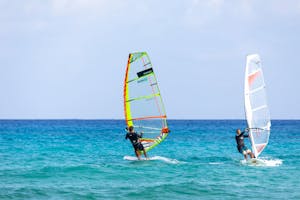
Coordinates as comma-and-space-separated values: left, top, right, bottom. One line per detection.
0, 118, 299, 121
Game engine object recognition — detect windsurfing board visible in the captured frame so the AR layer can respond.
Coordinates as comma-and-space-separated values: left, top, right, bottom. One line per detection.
123, 155, 180, 164
123, 155, 149, 161
241, 158, 282, 166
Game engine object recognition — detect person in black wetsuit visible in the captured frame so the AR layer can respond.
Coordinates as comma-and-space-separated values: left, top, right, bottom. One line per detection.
235, 128, 255, 160
125, 126, 148, 160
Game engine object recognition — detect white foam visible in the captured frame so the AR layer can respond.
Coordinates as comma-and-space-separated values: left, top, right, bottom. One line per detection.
241, 158, 283, 167
209, 162, 224, 165
150, 156, 180, 164
123, 155, 180, 164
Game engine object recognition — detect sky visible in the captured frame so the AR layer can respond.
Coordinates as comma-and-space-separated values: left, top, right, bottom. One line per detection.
0, 0, 300, 119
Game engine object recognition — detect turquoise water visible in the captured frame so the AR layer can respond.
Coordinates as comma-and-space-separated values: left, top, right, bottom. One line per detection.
0, 120, 299, 199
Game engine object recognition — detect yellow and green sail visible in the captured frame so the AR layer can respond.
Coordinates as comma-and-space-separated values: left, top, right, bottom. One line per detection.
123, 52, 169, 152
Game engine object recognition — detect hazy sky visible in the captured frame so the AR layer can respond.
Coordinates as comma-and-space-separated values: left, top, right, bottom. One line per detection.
0, 0, 299, 119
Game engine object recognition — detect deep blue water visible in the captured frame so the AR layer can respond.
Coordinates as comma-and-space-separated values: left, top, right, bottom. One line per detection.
0, 120, 299, 199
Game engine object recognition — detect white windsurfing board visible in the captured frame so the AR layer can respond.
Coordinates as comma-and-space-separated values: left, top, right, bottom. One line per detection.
123, 155, 179, 164
241, 158, 282, 167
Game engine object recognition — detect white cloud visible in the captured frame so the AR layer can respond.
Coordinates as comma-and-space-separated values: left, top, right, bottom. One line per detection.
182, 0, 300, 29
270, 0, 300, 16
184, 0, 225, 26
0, 0, 300, 118
50, 0, 127, 17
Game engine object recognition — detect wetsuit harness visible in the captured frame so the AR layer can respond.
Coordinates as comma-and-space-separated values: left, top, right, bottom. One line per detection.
235, 131, 249, 153
125, 132, 144, 151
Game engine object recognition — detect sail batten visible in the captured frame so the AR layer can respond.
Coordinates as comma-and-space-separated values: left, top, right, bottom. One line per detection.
252, 105, 267, 112
126, 93, 160, 102
128, 115, 167, 121
124, 52, 169, 152
244, 54, 271, 158
249, 85, 265, 94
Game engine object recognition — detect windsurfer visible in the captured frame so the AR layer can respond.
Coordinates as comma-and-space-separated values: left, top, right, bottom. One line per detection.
125, 126, 148, 160
235, 129, 255, 160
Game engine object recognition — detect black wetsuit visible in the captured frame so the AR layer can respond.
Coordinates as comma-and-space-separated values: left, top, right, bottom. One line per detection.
125, 132, 144, 151
235, 131, 249, 153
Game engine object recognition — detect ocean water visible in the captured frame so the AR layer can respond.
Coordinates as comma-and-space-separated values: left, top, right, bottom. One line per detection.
0, 120, 299, 200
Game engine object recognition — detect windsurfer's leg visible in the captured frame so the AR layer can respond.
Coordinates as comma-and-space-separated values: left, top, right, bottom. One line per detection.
135, 150, 141, 160
243, 150, 248, 160
143, 149, 148, 159
246, 149, 254, 159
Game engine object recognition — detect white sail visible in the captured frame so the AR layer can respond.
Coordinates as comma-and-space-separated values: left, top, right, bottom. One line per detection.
244, 54, 271, 158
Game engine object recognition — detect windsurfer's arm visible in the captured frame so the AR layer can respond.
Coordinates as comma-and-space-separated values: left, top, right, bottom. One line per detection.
244, 132, 250, 137
125, 133, 128, 140
243, 128, 250, 137
239, 131, 249, 137
138, 132, 143, 138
